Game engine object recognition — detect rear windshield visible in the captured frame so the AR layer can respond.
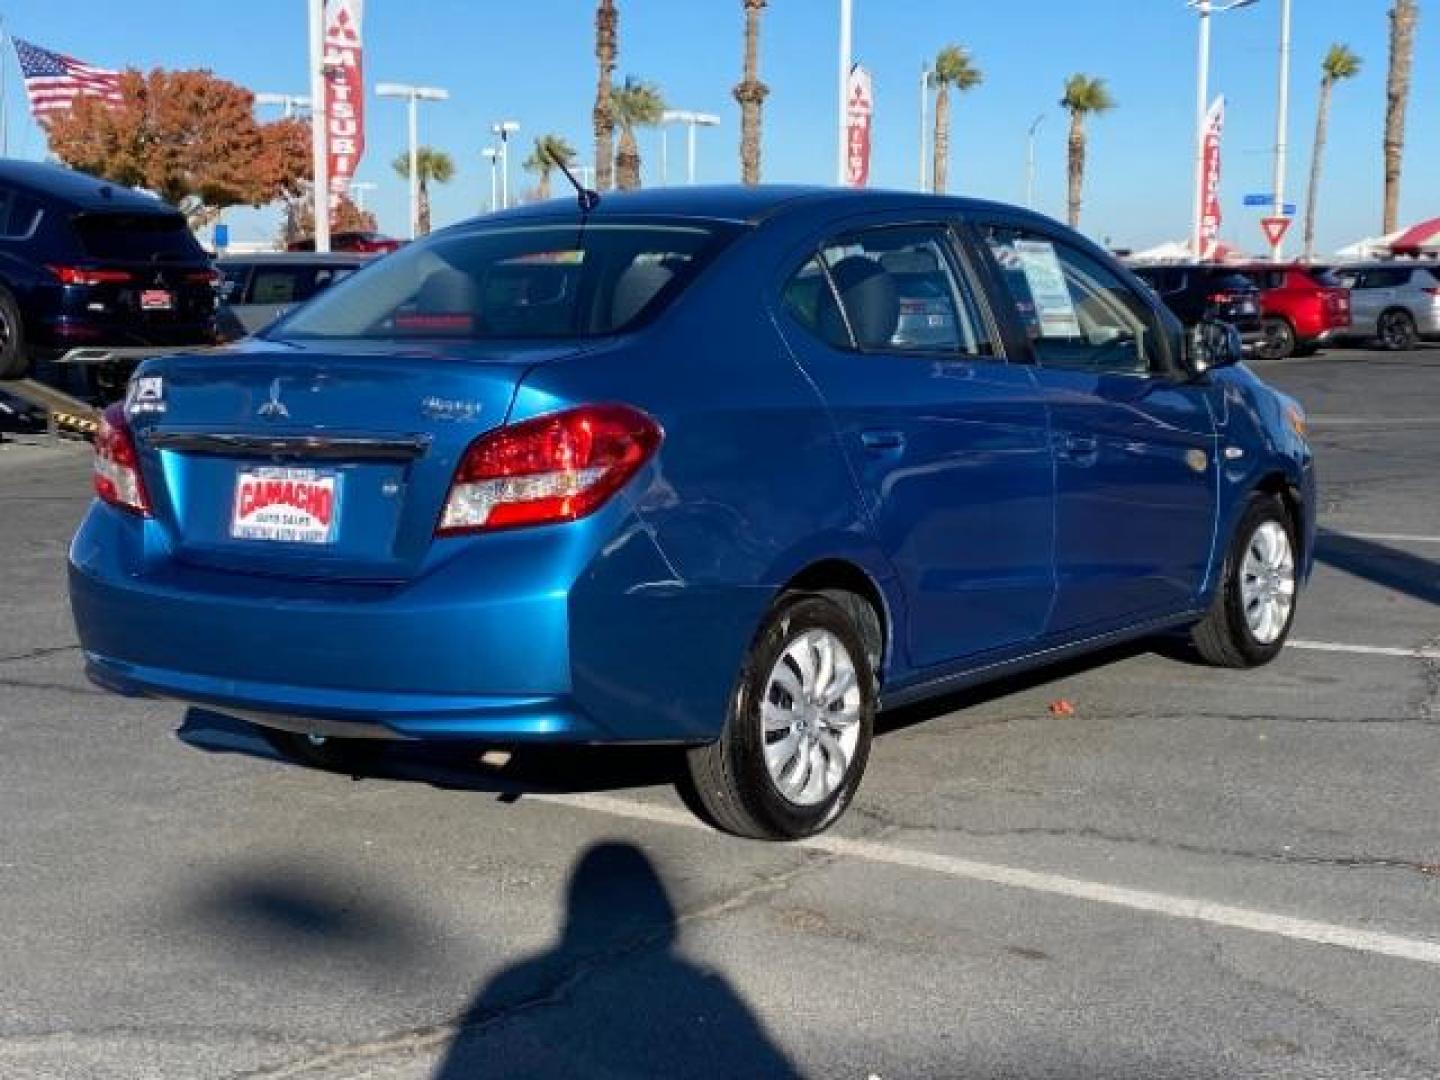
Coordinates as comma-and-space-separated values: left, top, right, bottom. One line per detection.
1304, 267, 1344, 288
270, 222, 741, 342
72, 212, 206, 263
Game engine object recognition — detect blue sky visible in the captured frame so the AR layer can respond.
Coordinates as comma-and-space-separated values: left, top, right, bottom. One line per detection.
4, 0, 1434, 252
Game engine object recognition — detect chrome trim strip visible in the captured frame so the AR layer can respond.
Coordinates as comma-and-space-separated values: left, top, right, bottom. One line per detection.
144, 431, 430, 462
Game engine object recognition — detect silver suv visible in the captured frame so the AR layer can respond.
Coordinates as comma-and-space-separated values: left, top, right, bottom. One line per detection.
1333, 263, 1440, 351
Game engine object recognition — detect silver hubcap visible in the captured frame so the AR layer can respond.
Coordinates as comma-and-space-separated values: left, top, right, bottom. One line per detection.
761, 629, 863, 807
1240, 521, 1295, 645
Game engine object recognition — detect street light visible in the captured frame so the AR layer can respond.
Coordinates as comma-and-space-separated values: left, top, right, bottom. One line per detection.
1270, 0, 1293, 258
254, 92, 312, 119
837, 0, 852, 185
481, 147, 500, 212
1026, 114, 1045, 210
660, 110, 720, 185
1188, 0, 1258, 256
377, 82, 450, 240
491, 120, 520, 209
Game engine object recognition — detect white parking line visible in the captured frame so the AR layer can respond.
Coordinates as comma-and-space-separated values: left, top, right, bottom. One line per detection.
1327, 530, 1440, 546
533, 792, 1440, 967
1289, 640, 1440, 661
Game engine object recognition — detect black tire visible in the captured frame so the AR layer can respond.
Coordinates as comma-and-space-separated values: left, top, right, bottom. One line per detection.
257, 726, 386, 775
684, 593, 876, 840
1291, 343, 1320, 358
1378, 308, 1418, 352
1255, 316, 1296, 361
1191, 493, 1299, 668
0, 287, 29, 380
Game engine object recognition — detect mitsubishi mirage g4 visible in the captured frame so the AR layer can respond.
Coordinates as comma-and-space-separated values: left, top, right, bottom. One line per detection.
69, 187, 1315, 839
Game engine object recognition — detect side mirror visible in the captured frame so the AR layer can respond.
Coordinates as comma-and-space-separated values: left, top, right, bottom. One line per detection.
1188, 317, 1243, 375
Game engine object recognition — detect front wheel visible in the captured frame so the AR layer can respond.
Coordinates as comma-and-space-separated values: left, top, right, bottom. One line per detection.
1255, 316, 1296, 361
1191, 494, 1299, 668
685, 594, 875, 840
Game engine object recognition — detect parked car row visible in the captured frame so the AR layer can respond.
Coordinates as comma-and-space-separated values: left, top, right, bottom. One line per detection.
1131, 255, 1439, 359
0, 161, 398, 398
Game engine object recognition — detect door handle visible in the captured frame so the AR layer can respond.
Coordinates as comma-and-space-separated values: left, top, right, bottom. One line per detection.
860, 430, 906, 453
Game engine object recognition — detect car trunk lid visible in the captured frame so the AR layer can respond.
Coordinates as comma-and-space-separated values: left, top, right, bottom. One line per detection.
129, 340, 576, 581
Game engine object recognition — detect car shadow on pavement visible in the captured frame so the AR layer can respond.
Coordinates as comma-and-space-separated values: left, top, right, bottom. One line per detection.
1315, 528, 1440, 607
177, 707, 692, 799
433, 841, 800, 1078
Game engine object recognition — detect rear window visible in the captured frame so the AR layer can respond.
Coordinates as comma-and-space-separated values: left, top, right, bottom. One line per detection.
1303, 267, 1344, 288
72, 212, 206, 263
271, 222, 740, 342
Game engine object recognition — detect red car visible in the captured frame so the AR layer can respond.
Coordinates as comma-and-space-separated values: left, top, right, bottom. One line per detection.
1235, 264, 1351, 360
286, 231, 404, 255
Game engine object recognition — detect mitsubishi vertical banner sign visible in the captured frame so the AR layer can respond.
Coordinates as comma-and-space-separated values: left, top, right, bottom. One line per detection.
844, 63, 874, 188
1198, 95, 1225, 259
322, 0, 365, 204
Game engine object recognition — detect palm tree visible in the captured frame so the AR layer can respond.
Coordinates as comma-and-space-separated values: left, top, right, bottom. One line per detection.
391, 147, 455, 236
524, 135, 577, 201
1059, 74, 1115, 230
612, 76, 665, 190
734, 0, 769, 185
1382, 0, 1418, 233
593, 0, 619, 191
930, 45, 982, 194
1301, 44, 1363, 261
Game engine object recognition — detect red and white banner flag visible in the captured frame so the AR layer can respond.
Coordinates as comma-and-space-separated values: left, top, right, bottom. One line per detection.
844, 64, 873, 188
1198, 95, 1225, 259
322, 0, 366, 202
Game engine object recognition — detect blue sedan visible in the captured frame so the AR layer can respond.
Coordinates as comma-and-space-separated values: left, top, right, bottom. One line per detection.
69, 186, 1315, 839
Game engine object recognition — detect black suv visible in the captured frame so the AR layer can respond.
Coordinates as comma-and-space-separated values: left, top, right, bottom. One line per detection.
0, 161, 217, 383
1130, 263, 1263, 344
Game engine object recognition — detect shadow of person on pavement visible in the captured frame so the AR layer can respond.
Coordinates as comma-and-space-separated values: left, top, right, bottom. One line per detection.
434, 842, 800, 1079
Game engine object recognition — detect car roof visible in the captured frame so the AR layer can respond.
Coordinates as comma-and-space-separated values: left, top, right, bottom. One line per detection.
218, 252, 371, 267
468, 184, 1052, 229
0, 160, 181, 214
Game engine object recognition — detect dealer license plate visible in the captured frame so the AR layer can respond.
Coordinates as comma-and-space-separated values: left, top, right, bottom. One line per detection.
231, 467, 340, 544
140, 289, 174, 311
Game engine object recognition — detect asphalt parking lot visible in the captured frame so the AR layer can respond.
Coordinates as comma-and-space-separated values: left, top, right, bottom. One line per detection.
2, 347, 1437, 1079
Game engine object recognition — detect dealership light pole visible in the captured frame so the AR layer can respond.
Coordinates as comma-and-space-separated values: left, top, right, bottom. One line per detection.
350, 181, 377, 212
491, 120, 520, 208
661, 110, 720, 184
481, 147, 500, 212
1188, 0, 1258, 256
1026, 113, 1045, 209
837, 0, 852, 185
255, 92, 313, 118
377, 82, 450, 239
1270, 0, 1292, 258
307, 0, 330, 252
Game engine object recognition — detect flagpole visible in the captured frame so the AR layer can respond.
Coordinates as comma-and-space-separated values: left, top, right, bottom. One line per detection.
309, 0, 331, 253
1, 16, 10, 158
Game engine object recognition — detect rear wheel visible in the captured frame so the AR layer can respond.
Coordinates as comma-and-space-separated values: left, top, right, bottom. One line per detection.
685, 594, 875, 840
1191, 493, 1298, 668
1378, 308, 1418, 351
0, 288, 29, 380
257, 727, 386, 775
1255, 316, 1295, 361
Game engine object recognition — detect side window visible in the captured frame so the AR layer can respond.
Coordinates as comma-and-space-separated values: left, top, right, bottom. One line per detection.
981, 225, 1160, 375
781, 256, 850, 349
814, 226, 993, 356
249, 268, 307, 305
219, 264, 252, 303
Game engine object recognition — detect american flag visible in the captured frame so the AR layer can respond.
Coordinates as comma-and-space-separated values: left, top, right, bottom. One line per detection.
13, 37, 124, 122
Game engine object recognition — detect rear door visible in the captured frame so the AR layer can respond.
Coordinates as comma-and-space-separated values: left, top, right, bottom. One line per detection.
971, 218, 1219, 636
1340, 268, 1383, 335
775, 220, 1055, 670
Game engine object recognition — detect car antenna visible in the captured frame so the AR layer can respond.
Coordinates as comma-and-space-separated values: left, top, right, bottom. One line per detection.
552, 155, 600, 214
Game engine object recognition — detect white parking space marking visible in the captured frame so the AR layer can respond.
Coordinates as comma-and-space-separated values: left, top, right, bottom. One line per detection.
1327, 531, 1440, 546
1289, 640, 1440, 661
534, 792, 1440, 968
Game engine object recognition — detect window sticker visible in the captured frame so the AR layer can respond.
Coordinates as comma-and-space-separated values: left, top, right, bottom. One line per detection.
1013, 239, 1082, 339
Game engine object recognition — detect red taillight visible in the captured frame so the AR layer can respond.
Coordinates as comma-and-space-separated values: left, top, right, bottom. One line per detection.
48, 264, 134, 286
1423, 287, 1440, 298
93, 404, 151, 516
185, 269, 222, 285
437, 405, 662, 535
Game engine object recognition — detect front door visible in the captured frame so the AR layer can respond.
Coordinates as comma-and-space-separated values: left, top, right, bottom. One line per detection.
973, 221, 1219, 636
775, 221, 1055, 671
